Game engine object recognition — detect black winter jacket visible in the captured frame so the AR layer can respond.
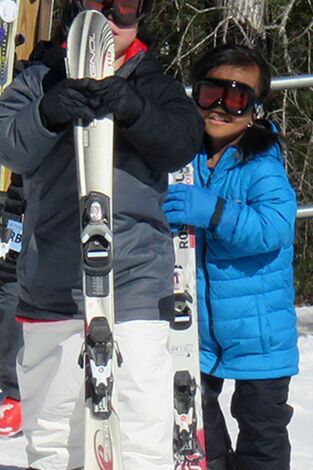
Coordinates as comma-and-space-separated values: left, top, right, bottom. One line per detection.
0, 51, 204, 321
0, 173, 24, 284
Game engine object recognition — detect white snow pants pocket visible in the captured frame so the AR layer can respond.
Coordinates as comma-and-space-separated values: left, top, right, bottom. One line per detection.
115, 320, 174, 470
16, 320, 85, 470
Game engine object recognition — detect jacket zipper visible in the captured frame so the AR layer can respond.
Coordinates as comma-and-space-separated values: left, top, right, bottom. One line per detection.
202, 168, 223, 374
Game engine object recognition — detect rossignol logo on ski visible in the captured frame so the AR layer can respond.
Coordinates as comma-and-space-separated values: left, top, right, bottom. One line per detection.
178, 225, 195, 249
94, 429, 113, 470
88, 32, 114, 79
174, 165, 196, 249
88, 33, 97, 78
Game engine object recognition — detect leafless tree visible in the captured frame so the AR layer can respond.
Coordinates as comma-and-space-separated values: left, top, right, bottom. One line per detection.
217, 0, 265, 44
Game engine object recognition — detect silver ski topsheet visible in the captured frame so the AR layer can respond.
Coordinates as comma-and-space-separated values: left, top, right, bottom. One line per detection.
67, 10, 123, 470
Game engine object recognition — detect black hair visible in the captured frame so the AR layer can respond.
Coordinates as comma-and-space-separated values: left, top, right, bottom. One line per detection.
237, 119, 282, 161
192, 44, 280, 162
191, 44, 271, 102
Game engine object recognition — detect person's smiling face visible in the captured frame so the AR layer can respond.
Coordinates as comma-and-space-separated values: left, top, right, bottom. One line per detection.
199, 64, 261, 148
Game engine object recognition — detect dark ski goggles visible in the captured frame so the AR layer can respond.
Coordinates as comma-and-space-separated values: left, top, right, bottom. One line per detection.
192, 78, 257, 116
81, 0, 149, 26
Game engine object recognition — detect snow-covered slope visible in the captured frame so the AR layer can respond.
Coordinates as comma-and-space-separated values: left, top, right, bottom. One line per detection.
0, 307, 312, 469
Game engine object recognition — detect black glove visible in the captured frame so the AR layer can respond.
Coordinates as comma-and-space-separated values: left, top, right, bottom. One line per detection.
39, 78, 96, 131
30, 41, 67, 79
86, 76, 144, 125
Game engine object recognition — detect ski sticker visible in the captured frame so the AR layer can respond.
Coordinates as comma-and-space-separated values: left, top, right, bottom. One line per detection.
94, 428, 113, 470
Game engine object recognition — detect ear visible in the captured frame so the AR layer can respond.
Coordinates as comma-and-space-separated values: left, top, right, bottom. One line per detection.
251, 112, 257, 123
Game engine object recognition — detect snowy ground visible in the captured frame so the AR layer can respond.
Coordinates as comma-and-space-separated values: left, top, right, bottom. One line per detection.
0, 307, 313, 469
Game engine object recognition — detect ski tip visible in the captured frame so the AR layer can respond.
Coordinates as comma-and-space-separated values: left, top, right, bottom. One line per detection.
67, 10, 115, 81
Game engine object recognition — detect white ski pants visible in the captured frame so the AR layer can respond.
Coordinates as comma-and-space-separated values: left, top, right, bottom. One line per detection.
16, 319, 174, 470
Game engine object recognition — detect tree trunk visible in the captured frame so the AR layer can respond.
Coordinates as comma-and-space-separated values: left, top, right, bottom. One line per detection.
217, 0, 265, 43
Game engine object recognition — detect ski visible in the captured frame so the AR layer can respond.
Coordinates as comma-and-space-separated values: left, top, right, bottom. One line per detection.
37, 0, 55, 41
66, 10, 123, 470
15, 0, 40, 61
169, 164, 207, 469
0, 0, 20, 191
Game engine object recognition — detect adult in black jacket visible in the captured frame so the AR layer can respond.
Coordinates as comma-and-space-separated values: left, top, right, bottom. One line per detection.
0, 1, 204, 469
0, 173, 24, 438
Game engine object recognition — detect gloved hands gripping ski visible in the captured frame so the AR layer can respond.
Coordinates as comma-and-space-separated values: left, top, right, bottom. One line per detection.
163, 184, 219, 229
86, 76, 144, 125
39, 76, 144, 131
39, 78, 96, 131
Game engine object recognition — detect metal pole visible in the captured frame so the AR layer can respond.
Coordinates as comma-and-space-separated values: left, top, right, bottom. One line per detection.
185, 74, 313, 96
271, 75, 313, 90
297, 206, 313, 219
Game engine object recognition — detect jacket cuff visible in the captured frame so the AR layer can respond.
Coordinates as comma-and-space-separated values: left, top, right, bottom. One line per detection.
215, 200, 241, 241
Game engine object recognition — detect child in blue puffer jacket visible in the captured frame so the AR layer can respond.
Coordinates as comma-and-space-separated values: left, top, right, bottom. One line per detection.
164, 44, 299, 470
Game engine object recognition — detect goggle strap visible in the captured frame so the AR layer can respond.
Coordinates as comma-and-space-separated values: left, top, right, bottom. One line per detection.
254, 102, 263, 116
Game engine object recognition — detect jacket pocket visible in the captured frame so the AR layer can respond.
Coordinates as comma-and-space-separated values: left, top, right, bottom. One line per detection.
213, 296, 271, 364
18, 233, 38, 299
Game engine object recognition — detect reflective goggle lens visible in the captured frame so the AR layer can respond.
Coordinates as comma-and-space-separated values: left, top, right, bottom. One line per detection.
113, 0, 143, 25
82, 0, 113, 11
193, 79, 256, 116
82, 0, 143, 25
223, 89, 250, 111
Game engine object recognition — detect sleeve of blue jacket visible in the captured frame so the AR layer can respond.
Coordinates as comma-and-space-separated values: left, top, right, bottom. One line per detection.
214, 150, 297, 254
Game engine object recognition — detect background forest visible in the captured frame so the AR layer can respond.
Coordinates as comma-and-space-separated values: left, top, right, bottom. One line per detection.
53, 0, 313, 304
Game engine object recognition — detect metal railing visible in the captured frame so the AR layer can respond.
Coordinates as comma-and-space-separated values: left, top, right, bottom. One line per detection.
296, 206, 313, 219
271, 75, 313, 90
186, 74, 313, 220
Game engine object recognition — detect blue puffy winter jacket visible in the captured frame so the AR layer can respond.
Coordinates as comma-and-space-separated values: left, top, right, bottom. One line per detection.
194, 139, 299, 379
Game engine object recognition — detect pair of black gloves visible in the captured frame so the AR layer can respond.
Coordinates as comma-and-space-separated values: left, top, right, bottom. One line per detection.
39, 75, 144, 132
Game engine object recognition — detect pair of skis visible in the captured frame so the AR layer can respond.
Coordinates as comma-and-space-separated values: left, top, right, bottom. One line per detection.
0, 0, 55, 259
67, 10, 206, 470
0, 0, 55, 191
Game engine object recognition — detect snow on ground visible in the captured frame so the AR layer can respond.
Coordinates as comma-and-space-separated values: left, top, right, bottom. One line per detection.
220, 335, 313, 469
1, 307, 313, 469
